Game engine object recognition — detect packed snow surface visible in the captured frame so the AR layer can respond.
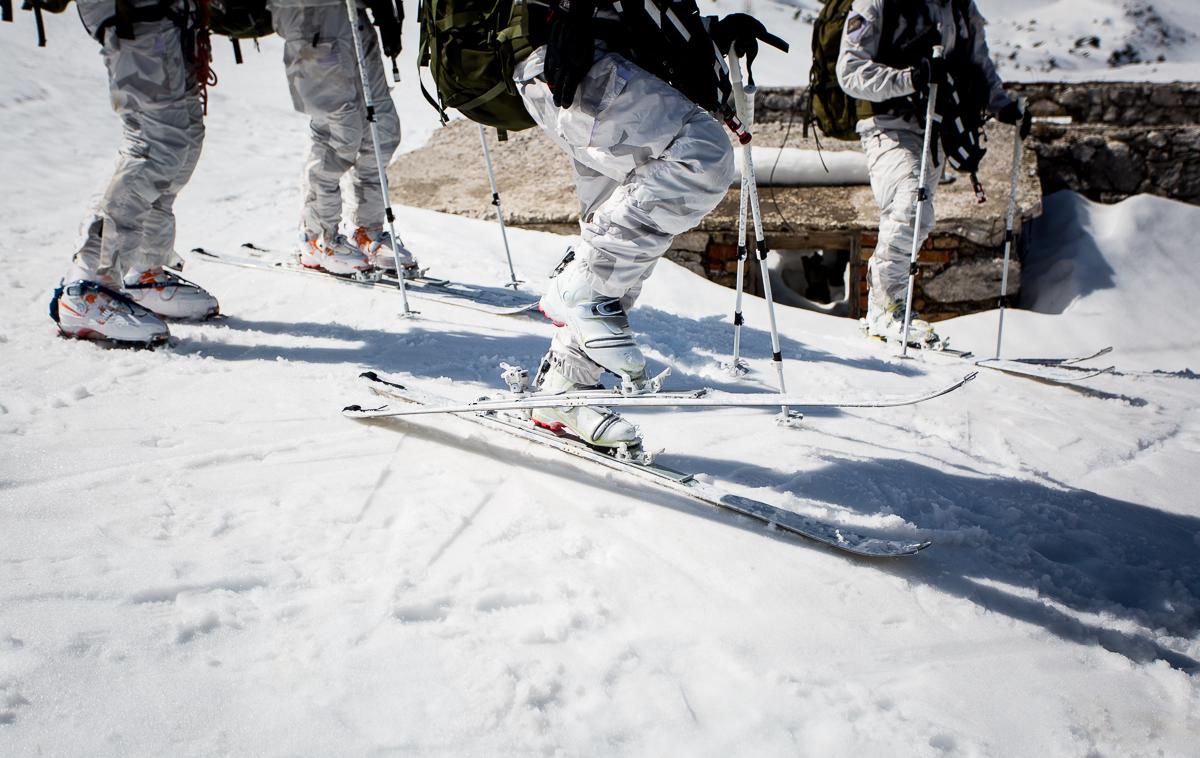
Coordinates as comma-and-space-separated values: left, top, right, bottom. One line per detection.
2, 10, 1200, 758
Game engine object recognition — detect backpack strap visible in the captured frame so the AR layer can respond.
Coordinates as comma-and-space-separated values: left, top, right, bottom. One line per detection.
94, 0, 184, 44
416, 0, 449, 124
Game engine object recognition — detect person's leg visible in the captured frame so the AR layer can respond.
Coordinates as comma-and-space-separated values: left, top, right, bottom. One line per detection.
522, 52, 734, 299
348, 8, 401, 231
54, 20, 192, 343
519, 50, 734, 385
70, 21, 198, 283
863, 127, 937, 309
130, 92, 204, 275
275, 5, 366, 242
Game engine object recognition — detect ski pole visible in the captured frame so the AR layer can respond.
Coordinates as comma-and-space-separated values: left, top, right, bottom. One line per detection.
477, 124, 521, 289
726, 84, 753, 377
729, 53, 792, 423
994, 97, 1024, 360
900, 46, 943, 358
343, 0, 413, 316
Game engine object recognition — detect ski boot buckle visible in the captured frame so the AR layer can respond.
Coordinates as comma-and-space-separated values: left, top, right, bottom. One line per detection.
500, 362, 530, 395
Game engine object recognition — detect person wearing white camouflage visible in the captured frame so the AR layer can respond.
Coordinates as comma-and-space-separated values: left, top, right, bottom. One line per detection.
268, 0, 417, 275
836, 0, 1028, 345
517, 0, 783, 449
50, 0, 219, 345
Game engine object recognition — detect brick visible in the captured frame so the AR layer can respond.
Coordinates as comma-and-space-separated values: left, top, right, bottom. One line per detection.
706, 242, 738, 263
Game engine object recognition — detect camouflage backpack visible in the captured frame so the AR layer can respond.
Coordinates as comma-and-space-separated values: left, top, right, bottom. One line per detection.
417, 0, 537, 136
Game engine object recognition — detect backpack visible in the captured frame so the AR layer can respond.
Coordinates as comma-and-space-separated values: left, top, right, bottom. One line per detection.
805, 0, 858, 141
417, 0, 536, 136
206, 0, 273, 40
932, 31, 992, 201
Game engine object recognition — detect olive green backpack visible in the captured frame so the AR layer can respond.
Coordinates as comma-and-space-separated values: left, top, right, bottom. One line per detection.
806, 0, 859, 141
418, 0, 536, 136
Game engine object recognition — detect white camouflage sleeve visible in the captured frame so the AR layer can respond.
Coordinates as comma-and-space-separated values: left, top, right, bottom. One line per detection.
835, 0, 915, 103
967, 2, 1013, 113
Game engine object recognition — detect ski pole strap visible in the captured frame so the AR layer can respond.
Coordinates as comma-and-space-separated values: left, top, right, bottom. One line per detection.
971, 172, 986, 204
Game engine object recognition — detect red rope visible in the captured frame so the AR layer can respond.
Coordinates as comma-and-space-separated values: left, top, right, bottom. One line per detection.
194, 0, 217, 114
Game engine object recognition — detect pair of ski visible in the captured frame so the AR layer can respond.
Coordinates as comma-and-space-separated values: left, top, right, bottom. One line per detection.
344, 369, 978, 558
189, 244, 540, 317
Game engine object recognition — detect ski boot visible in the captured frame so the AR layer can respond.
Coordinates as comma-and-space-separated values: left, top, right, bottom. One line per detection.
538, 252, 650, 393
299, 231, 371, 276
352, 226, 421, 278
530, 363, 641, 452
123, 267, 219, 320
50, 279, 169, 346
865, 298, 944, 349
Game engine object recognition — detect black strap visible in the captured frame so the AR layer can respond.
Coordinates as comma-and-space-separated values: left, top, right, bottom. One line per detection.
2, 0, 14, 23
231, 37, 243, 64
32, 0, 46, 46
94, 0, 182, 44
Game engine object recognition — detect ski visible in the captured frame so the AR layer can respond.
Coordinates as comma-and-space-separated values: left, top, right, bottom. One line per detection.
188, 245, 540, 317
342, 371, 976, 419
864, 332, 1117, 388
1011, 346, 1114, 368
973, 358, 1115, 384
347, 371, 932, 558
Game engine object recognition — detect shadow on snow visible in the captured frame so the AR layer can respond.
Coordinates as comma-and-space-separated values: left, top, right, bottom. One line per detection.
670, 449, 1200, 673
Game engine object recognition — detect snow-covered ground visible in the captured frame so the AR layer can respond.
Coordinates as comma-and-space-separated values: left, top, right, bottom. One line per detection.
2, 9, 1199, 758
711, 0, 1200, 85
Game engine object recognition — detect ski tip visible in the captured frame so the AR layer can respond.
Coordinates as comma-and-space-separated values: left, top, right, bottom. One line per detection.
963, 371, 980, 383
343, 404, 363, 412
359, 371, 380, 381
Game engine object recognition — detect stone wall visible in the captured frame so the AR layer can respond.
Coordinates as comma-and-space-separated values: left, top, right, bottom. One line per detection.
1030, 125, 1200, 203
751, 82, 1200, 205
1009, 82, 1200, 126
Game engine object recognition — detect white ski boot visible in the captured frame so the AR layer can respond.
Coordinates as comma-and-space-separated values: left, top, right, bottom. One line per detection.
299, 232, 370, 275
538, 254, 649, 389
50, 280, 169, 346
531, 364, 641, 449
866, 298, 942, 347
123, 267, 219, 320
352, 226, 420, 277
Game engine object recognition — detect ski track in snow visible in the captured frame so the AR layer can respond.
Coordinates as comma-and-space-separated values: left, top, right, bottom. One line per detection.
2, 9, 1199, 758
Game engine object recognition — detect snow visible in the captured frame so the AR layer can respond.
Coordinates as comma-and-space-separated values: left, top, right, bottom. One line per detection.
2, 8, 1200, 758
708, 0, 1200, 85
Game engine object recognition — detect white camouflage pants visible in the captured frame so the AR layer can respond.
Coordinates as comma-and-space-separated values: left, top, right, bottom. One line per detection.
516, 48, 734, 384
72, 19, 205, 282
273, 5, 400, 238
862, 126, 941, 307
